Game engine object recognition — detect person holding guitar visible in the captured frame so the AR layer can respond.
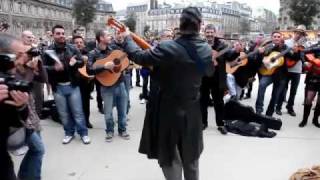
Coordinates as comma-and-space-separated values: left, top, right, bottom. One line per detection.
73, 35, 94, 128
275, 25, 308, 116
200, 24, 228, 133
255, 31, 297, 117
86, 30, 130, 142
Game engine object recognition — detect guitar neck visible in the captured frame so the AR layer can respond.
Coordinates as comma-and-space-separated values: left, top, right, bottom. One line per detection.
130, 33, 152, 50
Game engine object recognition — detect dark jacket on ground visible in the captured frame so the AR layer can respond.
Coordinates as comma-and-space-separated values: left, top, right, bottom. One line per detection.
123, 34, 214, 166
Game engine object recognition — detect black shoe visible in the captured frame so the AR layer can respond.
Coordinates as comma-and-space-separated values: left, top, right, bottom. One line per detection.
87, 123, 93, 129
288, 110, 296, 117
136, 84, 141, 87
202, 124, 208, 130
98, 108, 104, 114
217, 126, 228, 135
244, 95, 251, 99
312, 119, 320, 128
275, 109, 282, 116
208, 100, 214, 107
299, 120, 307, 127
258, 130, 277, 138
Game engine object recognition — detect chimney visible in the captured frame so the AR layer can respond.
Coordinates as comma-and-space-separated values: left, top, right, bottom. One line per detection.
150, 0, 158, 9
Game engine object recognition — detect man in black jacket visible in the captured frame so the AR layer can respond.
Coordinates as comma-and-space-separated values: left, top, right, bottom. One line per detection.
120, 7, 214, 180
0, 33, 30, 180
43, 25, 90, 144
200, 24, 228, 133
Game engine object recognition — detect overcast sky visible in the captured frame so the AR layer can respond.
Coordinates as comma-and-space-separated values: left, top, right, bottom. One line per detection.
106, 0, 280, 14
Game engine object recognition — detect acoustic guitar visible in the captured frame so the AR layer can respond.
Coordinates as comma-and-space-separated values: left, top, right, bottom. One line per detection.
259, 51, 286, 75
226, 52, 248, 74
285, 38, 309, 68
94, 50, 129, 86
107, 17, 151, 50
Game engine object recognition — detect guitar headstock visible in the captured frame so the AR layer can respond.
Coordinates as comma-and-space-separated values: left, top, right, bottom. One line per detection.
107, 17, 126, 32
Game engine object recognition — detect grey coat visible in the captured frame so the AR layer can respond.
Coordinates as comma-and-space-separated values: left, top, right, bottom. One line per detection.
123, 34, 214, 166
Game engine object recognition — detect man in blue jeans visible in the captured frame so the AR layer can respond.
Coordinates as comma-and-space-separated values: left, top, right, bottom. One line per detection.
255, 31, 297, 117
43, 25, 90, 144
87, 30, 129, 142
276, 25, 307, 116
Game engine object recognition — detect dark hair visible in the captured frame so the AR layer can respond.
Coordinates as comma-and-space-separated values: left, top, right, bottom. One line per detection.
179, 7, 202, 35
95, 30, 107, 43
52, 25, 64, 34
271, 31, 282, 36
72, 35, 84, 41
205, 24, 216, 32
0, 33, 19, 53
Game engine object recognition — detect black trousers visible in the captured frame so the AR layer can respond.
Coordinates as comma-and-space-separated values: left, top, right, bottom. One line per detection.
0, 150, 17, 180
140, 75, 149, 100
200, 77, 225, 127
135, 69, 141, 85
95, 80, 103, 110
79, 79, 94, 124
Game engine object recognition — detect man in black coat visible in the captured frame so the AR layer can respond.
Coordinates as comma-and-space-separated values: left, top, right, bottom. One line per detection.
200, 24, 228, 134
120, 7, 214, 180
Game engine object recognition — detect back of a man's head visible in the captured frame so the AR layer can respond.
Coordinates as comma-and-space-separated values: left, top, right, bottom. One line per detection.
179, 7, 202, 35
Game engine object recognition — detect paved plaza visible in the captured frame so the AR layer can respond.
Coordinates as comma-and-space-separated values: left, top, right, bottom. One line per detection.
13, 75, 320, 180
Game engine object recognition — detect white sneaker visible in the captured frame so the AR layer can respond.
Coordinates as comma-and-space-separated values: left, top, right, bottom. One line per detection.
62, 136, 74, 144
11, 146, 29, 156
140, 99, 146, 104
81, 136, 91, 144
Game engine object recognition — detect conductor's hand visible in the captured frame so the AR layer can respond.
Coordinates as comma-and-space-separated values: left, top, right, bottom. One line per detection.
120, 28, 131, 39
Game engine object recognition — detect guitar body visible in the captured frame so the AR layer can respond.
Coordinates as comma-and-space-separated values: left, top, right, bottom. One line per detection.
260, 51, 284, 76
78, 55, 94, 79
226, 52, 248, 74
94, 50, 129, 86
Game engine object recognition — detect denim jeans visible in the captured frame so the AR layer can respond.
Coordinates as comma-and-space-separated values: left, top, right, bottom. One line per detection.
101, 82, 128, 134
276, 72, 301, 110
255, 75, 286, 116
53, 85, 88, 136
123, 73, 132, 114
226, 73, 243, 99
18, 131, 45, 180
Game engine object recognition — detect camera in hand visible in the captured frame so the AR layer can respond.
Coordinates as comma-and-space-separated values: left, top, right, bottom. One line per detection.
0, 53, 32, 93
27, 47, 41, 57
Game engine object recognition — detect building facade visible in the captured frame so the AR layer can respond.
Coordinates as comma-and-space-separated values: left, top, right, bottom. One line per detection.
147, 1, 223, 36
127, 3, 149, 36
253, 8, 277, 34
278, 0, 320, 30
0, 0, 114, 39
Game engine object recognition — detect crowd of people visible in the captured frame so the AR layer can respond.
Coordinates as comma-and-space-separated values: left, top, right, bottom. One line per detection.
1, 6, 320, 180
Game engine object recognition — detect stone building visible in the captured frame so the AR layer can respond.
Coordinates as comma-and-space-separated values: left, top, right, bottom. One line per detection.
0, 0, 115, 39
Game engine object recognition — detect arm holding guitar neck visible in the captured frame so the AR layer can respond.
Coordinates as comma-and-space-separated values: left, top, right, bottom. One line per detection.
122, 36, 164, 67
86, 51, 106, 75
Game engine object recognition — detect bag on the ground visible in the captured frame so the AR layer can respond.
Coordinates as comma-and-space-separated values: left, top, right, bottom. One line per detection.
290, 165, 320, 180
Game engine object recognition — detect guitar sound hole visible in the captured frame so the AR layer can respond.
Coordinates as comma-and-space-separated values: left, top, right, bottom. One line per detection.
114, 58, 120, 65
